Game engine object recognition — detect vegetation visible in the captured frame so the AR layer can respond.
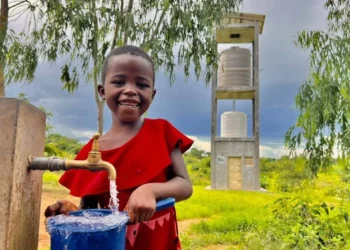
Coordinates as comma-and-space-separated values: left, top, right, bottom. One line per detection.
285, 0, 350, 176
184, 148, 211, 186
40, 140, 350, 249
3, 0, 243, 133
1, 1, 45, 97
45, 133, 83, 157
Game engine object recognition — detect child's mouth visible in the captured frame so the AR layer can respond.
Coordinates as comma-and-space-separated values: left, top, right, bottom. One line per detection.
118, 102, 140, 109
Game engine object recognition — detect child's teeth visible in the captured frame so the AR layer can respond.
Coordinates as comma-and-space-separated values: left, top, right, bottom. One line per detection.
120, 102, 138, 108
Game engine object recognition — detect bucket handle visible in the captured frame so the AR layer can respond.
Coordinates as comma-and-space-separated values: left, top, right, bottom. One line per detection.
156, 197, 175, 212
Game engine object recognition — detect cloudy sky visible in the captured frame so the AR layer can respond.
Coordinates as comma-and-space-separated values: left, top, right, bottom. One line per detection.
6, 0, 328, 158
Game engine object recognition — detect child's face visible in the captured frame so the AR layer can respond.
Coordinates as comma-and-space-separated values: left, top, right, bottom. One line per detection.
99, 54, 156, 123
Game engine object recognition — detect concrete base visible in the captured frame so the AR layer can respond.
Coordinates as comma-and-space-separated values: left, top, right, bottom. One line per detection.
210, 138, 260, 190
0, 98, 45, 250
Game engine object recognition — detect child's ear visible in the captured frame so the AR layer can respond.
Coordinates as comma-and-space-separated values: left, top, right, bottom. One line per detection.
97, 84, 105, 100
152, 89, 156, 100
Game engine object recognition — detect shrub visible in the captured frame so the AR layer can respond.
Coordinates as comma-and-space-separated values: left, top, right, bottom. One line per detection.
187, 156, 211, 186
276, 170, 312, 192
246, 196, 350, 250
325, 183, 350, 199
260, 175, 269, 189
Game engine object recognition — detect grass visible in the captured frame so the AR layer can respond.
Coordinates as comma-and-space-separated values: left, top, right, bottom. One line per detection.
42, 171, 64, 191
175, 186, 282, 249
41, 163, 350, 249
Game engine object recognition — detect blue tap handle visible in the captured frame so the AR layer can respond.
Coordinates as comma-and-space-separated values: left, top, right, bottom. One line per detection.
155, 197, 175, 212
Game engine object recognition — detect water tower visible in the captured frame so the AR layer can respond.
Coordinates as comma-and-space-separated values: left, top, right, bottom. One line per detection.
210, 13, 265, 190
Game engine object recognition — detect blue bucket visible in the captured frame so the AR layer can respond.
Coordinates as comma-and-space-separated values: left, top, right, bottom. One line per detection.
46, 198, 175, 250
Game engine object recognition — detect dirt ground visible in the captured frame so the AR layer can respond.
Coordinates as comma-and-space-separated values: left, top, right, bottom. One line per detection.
38, 190, 197, 250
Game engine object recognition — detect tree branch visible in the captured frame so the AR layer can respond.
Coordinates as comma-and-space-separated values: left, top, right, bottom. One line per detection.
141, 4, 161, 48
110, 0, 123, 50
150, 7, 160, 30
8, 0, 28, 10
0, 0, 8, 96
8, 7, 28, 22
91, 0, 100, 104
149, 6, 168, 42
123, 0, 133, 45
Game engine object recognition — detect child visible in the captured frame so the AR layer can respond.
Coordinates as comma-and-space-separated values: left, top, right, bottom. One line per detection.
44, 45, 194, 250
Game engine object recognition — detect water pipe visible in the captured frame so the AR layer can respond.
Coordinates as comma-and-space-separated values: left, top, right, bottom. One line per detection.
28, 133, 116, 180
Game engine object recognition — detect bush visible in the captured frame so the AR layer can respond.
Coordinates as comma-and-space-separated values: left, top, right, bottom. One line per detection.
246, 196, 350, 250
342, 173, 350, 183
187, 156, 211, 186
325, 183, 350, 199
260, 175, 269, 189
276, 170, 312, 192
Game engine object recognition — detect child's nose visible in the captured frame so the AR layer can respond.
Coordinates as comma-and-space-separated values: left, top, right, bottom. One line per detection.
123, 85, 137, 95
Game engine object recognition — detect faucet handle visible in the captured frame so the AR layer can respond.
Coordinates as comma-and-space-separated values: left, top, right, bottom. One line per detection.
91, 133, 100, 152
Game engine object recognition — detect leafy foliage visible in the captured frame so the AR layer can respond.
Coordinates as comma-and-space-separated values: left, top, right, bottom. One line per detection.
325, 183, 350, 200
45, 133, 83, 156
39, 139, 350, 249
184, 148, 211, 186
285, 0, 350, 176
21, 0, 243, 89
1, 1, 45, 95
264, 197, 349, 249
260, 156, 314, 192
5, 0, 242, 133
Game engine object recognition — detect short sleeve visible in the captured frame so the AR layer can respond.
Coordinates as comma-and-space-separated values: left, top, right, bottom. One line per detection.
163, 120, 193, 154
58, 119, 194, 197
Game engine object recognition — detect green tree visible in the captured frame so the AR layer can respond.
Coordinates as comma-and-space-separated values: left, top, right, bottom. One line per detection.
285, 0, 350, 176
189, 147, 206, 159
1, 1, 44, 96
10, 0, 242, 134
46, 133, 83, 155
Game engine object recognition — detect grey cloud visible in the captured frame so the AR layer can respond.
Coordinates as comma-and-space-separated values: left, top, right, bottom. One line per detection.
6, 0, 326, 146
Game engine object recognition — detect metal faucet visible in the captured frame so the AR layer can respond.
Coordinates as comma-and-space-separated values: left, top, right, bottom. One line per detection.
28, 133, 116, 180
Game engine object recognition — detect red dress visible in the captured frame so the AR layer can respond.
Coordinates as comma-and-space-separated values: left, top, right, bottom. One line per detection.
59, 118, 193, 250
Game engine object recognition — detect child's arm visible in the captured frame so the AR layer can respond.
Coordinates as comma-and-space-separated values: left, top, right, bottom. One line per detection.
44, 200, 79, 217
125, 146, 193, 223
156, 146, 193, 201
44, 196, 98, 217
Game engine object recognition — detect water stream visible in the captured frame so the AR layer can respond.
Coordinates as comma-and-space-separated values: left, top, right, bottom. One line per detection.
109, 180, 119, 214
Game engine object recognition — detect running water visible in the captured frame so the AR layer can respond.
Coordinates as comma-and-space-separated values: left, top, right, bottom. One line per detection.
109, 180, 119, 214
46, 209, 129, 249
46, 210, 128, 237
45, 179, 126, 249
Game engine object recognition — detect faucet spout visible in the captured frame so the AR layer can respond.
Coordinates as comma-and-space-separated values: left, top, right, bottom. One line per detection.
64, 159, 116, 180
28, 133, 116, 180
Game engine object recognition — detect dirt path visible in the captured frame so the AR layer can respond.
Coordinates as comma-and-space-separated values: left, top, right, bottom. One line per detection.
38, 190, 198, 250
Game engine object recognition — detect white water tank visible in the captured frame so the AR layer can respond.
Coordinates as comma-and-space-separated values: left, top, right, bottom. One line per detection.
218, 47, 251, 87
221, 111, 247, 137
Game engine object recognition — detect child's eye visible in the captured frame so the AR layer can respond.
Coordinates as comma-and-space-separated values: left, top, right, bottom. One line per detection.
137, 83, 149, 88
112, 81, 124, 85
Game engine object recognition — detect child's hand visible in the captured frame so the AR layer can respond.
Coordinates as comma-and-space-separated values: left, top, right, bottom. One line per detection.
124, 185, 156, 224
44, 200, 79, 217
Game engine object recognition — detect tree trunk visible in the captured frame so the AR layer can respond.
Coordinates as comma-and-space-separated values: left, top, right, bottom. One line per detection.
97, 100, 104, 135
0, 63, 4, 97
0, 0, 9, 97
